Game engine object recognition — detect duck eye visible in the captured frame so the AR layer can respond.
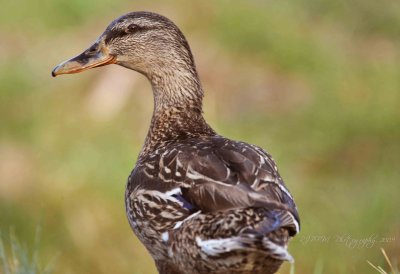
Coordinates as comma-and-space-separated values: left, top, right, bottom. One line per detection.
126, 24, 140, 34
87, 47, 97, 54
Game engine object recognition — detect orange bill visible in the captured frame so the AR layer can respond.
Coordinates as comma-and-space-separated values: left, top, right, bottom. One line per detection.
52, 45, 115, 77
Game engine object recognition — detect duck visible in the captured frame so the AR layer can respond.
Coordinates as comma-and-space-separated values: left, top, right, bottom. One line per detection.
52, 11, 300, 274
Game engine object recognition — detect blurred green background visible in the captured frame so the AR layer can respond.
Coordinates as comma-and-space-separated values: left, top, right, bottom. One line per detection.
0, 0, 399, 273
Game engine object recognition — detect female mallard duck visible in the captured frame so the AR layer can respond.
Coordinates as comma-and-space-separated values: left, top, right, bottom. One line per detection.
52, 11, 300, 274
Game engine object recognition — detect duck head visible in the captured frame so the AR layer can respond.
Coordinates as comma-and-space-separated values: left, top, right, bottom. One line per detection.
52, 11, 195, 78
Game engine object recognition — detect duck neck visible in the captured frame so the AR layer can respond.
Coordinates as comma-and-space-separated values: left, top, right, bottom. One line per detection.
140, 67, 216, 156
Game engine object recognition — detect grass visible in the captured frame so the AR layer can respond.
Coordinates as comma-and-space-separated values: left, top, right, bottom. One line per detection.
282, 248, 399, 274
0, 228, 54, 274
367, 248, 399, 274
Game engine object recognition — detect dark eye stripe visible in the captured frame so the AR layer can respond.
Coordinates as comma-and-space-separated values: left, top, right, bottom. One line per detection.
105, 28, 127, 44
105, 25, 151, 44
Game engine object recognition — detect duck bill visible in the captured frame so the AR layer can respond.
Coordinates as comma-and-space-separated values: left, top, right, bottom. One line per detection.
52, 47, 116, 77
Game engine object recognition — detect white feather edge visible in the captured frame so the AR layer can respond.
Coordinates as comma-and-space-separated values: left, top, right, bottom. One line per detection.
196, 236, 294, 262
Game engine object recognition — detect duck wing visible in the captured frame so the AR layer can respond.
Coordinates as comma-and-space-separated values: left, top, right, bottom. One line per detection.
149, 136, 300, 235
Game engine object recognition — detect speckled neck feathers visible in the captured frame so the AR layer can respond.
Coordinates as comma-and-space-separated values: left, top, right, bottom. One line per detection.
140, 45, 216, 157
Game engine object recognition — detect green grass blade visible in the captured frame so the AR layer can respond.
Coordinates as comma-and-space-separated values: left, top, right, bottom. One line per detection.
0, 233, 11, 274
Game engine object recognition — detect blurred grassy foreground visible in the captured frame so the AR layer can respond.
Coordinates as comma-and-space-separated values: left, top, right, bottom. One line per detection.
0, 0, 399, 273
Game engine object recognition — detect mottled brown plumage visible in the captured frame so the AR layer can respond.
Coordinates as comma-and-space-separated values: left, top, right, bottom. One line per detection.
52, 11, 300, 274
